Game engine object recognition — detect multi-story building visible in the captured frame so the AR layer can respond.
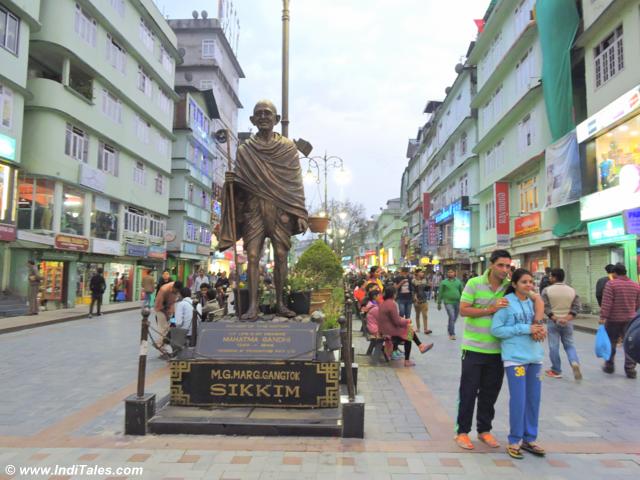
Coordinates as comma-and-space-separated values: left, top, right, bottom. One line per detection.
8, 0, 180, 309
466, 0, 558, 277
572, 0, 640, 308
375, 198, 405, 269
0, 0, 40, 292
166, 88, 216, 281
168, 13, 244, 278
401, 47, 479, 274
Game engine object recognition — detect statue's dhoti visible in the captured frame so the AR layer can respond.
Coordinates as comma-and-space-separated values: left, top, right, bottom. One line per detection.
242, 196, 293, 250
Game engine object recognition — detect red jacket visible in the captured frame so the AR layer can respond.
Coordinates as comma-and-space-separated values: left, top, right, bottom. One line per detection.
377, 298, 410, 338
600, 276, 640, 323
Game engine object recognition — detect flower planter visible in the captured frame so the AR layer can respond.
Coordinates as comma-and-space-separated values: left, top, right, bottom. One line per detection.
308, 216, 330, 233
311, 292, 332, 303
232, 288, 250, 316
309, 300, 326, 313
286, 290, 311, 315
323, 327, 342, 351
316, 350, 335, 362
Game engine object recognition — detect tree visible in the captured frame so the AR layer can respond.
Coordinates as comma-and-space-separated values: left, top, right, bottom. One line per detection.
294, 240, 343, 286
316, 199, 368, 258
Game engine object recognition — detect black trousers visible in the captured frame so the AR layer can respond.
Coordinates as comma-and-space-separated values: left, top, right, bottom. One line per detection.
605, 321, 636, 372
90, 295, 103, 315
391, 333, 423, 360
456, 350, 504, 435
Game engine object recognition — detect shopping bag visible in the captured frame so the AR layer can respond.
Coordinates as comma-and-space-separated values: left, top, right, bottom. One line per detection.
116, 291, 126, 302
594, 324, 611, 360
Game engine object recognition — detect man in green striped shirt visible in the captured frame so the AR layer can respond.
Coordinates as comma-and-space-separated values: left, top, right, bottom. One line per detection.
454, 249, 544, 451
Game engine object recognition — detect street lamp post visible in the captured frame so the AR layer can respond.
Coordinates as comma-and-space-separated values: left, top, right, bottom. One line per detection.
302, 153, 345, 243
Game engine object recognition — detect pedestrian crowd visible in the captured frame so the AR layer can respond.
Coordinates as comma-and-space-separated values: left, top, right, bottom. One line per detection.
347, 249, 640, 460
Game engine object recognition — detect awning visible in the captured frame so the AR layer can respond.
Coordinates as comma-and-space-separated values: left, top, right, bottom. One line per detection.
552, 202, 585, 237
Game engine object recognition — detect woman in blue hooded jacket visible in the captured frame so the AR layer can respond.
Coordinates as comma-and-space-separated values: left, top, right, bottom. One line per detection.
491, 268, 547, 459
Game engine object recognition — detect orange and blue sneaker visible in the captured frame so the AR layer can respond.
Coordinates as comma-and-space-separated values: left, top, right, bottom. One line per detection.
545, 369, 562, 379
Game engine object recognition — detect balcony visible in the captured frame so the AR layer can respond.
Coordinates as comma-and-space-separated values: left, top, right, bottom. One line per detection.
172, 159, 213, 189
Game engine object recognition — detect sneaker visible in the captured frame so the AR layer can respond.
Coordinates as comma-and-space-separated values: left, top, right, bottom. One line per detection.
454, 433, 474, 450
626, 370, 637, 379
391, 351, 403, 361
602, 363, 614, 374
478, 432, 500, 448
571, 362, 582, 380
449, 335, 456, 340
418, 342, 434, 354
545, 369, 562, 379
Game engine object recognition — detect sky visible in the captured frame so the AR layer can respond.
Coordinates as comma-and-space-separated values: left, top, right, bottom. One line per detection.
162, 0, 489, 218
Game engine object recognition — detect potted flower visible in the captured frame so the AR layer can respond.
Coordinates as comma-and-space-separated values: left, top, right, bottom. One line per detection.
307, 215, 330, 233
285, 270, 315, 315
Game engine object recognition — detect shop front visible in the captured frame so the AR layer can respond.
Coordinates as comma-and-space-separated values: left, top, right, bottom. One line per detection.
0, 159, 18, 291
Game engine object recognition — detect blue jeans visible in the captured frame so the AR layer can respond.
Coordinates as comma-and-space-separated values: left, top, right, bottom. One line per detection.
444, 303, 459, 336
397, 299, 413, 319
505, 363, 542, 445
547, 321, 580, 374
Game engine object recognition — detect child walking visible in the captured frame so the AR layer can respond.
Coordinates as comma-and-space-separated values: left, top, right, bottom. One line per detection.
491, 268, 547, 459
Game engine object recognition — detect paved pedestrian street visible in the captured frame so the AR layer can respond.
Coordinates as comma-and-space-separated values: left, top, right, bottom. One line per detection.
1, 304, 639, 479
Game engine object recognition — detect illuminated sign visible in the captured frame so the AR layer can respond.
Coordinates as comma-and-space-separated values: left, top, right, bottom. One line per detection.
624, 207, 640, 235
453, 210, 471, 249
514, 212, 542, 237
580, 186, 640, 221
0, 133, 16, 161
587, 215, 635, 246
576, 84, 640, 142
434, 196, 468, 225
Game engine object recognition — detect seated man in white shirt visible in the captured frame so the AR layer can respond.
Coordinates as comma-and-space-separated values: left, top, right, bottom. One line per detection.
173, 287, 194, 344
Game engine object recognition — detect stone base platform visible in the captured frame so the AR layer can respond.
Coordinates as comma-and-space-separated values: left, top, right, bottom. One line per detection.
148, 401, 342, 437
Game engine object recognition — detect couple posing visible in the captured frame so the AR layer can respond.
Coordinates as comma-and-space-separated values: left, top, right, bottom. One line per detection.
455, 249, 547, 460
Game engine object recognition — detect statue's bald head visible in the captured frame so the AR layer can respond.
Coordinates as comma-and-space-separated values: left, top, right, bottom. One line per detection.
253, 100, 278, 115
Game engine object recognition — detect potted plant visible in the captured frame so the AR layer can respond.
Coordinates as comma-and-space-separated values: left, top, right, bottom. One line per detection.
319, 287, 343, 351
307, 215, 330, 233
285, 270, 314, 315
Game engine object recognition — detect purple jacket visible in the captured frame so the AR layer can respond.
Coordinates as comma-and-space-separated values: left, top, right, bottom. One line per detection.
377, 299, 410, 338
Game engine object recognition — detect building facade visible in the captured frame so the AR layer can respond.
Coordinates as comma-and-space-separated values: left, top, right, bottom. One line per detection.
375, 198, 405, 270
6, 0, 179, 309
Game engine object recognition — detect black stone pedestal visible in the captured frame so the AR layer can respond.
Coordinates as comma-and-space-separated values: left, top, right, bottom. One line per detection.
341, 394, 365, 438
124, 393, 156, 435
340, 362, 358, 391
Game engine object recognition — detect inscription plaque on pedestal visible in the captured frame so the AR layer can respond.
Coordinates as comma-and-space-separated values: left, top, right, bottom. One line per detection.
170, 360, 339, 408
196, 322, 318, 361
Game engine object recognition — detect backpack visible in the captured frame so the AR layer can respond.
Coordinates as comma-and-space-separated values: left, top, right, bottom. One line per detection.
623, 314, 640, 363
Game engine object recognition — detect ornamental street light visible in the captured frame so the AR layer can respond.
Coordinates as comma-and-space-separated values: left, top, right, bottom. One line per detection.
302, 152, 346, 243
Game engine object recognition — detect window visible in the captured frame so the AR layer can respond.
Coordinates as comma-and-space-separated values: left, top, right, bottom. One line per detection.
133, 161, 145, 185
200, 79, 214, 90
515, 47, 535, 95
484, 139, 504, 176
188, 182, 194, 203
459, 173, 468, 197
124, 206, 146, 234
202, 39, 215, 59
17, 177, 55, 230
201, 190, 209, 209
137, 65, 152, 97
518, 112, 535, 149
460, 132, 467, 156
188, 98, 209, 137
514, 0, 534, 37
62, 185, 84, 235
485, 199, 496, 230
199, 225, 211, 244
448, 147, 454, 167
154, 173, 164, 194
149, 215, 165, 238
0, 84, 13, 128
139, 18, 154, 51
135, 115, 150, 144
75, 4, 96, 46
65, 123, 89, 163
519, 176, 538, 213
185, 221, 198, 242
157, 88, 172, 114
594, 25, 624, 88
92, 196, 118, 240
101, 89, 122, 123
0, 6, 19, 54
98, 142, 119, 176
159, 45, 173, 72
110, 0, 125, 17
155, 132, 170, 156
106, 35, 126, 73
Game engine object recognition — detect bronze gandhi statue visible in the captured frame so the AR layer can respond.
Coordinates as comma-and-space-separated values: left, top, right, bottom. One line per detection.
218, 100, 308, 320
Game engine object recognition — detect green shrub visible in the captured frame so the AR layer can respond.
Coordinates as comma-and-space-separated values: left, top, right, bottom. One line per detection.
320, 286, 346, 330
295, 240, 343, 287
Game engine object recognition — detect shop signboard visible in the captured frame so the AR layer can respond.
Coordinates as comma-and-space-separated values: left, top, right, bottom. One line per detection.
0, 132, 16, 161
92, 238, 121, 255
576, 84, 640, 142
126, 243, 148, 257
78, 164, 106, 192
55, 234, 89, 252
580, 186, 640, 221
495, 182, 510, 246
514, 212, 542, 237
453, 210, 471, 249
197, 245, 211, 256
624, 207, 640, 235
422, 192, 431, 220
0, 223, 16, 241
148, 245, 167, 259
434, 196, 468, 225
17, 230, 55, 245
587, 215, 635, 246
545, 131, 582, 208
427, 218, 438, 247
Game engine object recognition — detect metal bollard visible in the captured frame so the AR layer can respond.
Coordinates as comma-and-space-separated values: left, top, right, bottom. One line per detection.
136, 307, 151, 398
191, 299, 199, 347
338, 316, 356, 402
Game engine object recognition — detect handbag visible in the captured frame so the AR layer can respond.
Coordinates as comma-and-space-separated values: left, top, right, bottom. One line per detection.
594, 324, 612, 360
116, 291, 126, 302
